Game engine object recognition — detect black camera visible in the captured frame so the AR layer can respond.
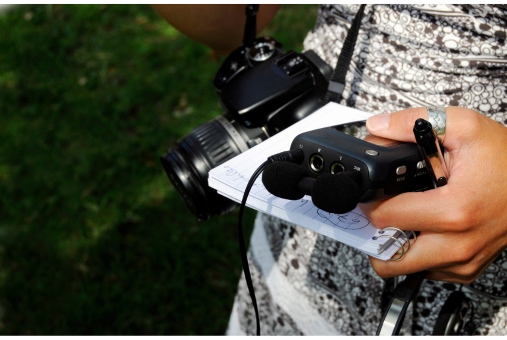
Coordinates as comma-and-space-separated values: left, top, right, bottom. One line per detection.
160, 29, 332, 221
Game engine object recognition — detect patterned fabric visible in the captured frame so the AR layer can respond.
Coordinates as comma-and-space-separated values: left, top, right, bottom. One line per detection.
227, 4, 507, 336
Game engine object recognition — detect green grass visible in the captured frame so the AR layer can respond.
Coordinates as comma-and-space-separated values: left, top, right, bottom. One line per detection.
0, 4, 318, 334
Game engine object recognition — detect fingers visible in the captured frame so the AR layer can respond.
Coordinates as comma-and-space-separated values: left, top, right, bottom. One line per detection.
358, 184, 473, 233
369, 233, 452, 277
369, 232, 501, 283
365, 106, 483, 150
428, 246, 507, 283
366, 107, 428, 143
376, 249, 492, 284
427, 267, 484, 284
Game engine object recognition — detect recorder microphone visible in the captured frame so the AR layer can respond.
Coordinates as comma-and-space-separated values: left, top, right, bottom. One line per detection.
262, 161, 362, 213
311, 173, 362, 214
262, 161, 308, 200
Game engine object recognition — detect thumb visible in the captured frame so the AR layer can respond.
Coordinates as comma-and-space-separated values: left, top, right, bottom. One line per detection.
365, 107, 429, 143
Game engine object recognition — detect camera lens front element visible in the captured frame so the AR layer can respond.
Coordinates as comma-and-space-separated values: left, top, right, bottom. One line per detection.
161, 119, 239, 221
161, 113, 267, 221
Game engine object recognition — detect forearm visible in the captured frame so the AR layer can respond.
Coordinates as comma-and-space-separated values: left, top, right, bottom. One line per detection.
151, 4, 281, 54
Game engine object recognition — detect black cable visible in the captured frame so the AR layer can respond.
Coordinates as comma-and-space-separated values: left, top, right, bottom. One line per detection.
238, 160, 269, 336
237, 149, 304, 335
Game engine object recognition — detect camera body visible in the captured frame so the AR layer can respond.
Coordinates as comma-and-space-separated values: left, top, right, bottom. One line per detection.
160, 36, 332, 221
290, 121, 433, 202
214, 36, 332, 135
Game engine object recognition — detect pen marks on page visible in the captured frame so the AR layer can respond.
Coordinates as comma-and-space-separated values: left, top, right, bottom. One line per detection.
296, 199, 309, 209
223, 165, 264, 188
316, 209, 370, 230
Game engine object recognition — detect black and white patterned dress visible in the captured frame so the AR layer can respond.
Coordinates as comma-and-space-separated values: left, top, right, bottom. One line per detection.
227, 4, 507, 336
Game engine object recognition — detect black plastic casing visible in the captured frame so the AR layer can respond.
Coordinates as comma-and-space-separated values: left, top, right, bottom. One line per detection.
290, 121, 433, 203
213, 36, 285, 92
220, 50, 332, 136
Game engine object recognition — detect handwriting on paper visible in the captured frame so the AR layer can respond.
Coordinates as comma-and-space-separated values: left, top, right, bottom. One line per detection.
223, 165, 264, 188
316, 209, 370, 230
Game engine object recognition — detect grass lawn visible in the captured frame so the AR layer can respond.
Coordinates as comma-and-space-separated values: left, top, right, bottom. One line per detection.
0, 4, 318, 335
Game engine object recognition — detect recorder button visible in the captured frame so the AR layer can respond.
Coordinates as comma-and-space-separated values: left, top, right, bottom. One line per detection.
417, 161, 426, 169
365, 150, 378, 156
396, 166, 407, 176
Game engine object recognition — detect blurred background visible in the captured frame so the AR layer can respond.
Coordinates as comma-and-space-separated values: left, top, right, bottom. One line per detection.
0, 4, 317, 335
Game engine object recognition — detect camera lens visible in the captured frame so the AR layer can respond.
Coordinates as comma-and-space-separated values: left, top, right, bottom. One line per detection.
161, 113, 267, 221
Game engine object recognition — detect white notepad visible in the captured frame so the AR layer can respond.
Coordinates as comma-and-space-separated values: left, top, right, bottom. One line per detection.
208, 102, 408, 260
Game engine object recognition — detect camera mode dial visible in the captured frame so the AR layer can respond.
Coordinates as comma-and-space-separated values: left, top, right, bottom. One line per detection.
213, 37, 283, 92
247, 38, 277, 62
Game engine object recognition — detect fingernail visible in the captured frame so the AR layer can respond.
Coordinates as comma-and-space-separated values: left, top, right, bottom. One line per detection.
367, 112, 392, 132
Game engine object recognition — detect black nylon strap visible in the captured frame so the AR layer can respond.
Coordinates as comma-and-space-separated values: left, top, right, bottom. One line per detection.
323, 4, 366, 104
243, 5, 259, 47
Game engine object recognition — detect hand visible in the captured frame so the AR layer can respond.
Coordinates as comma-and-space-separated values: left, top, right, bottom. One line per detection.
359, 107, 507, 283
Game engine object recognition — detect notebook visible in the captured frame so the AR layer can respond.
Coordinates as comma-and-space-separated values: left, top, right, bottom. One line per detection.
208, 102, 409, 260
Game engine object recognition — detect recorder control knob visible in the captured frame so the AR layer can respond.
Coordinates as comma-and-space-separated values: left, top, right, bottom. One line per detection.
396, 166, 407, 176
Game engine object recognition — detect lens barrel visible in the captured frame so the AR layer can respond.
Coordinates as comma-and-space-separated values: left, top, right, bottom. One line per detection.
161, 113, 267, 221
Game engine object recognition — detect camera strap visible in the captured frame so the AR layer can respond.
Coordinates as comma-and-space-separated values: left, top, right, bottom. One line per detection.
323, 4, 366, 105
376, 270, 428, 335
243, 5, 260, 48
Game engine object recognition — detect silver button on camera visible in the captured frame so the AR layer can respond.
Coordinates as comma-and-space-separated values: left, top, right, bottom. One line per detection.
417, 161, 426, 169
396, 166, 407, 175
365, 150, 378, 156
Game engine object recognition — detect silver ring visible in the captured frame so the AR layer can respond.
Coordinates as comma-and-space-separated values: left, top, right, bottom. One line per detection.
383, 227, 411, 253
377, 227, 417, 261
377, 235, 405, 261
426, 106, 446, 142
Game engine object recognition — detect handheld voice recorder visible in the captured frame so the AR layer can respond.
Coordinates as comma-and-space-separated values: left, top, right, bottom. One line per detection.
290, 121, 433, 202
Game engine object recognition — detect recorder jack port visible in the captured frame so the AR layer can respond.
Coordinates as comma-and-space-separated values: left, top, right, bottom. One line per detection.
330, 162, 345, 174
309, 154, 324, 173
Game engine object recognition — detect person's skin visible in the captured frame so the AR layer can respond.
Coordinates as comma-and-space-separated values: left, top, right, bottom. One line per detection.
151, 4, 281, 55
360, 107, 507, 284
152, 5, 507, 285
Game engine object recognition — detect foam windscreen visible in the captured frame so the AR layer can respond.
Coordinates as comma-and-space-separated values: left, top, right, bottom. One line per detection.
311, 173, 361, 214
262, 162, 307, 200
